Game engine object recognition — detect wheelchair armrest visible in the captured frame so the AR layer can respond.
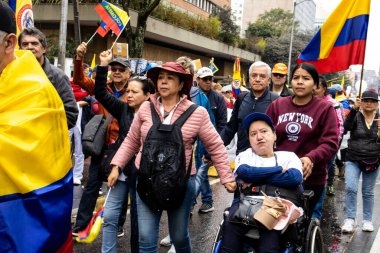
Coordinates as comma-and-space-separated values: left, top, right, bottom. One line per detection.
302, 190, 314, 199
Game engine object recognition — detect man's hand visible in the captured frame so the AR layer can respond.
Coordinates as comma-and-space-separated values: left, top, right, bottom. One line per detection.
107, 166, 120, 188
224, 181, 237, 193
300, 157, 313, 180
99, 50, 113, 66
76, 42, 87, 60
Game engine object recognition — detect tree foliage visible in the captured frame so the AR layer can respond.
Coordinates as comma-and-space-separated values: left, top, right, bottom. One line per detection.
212, 7, 240, 45
246, 8, 297, 38
262, 31, 313, 69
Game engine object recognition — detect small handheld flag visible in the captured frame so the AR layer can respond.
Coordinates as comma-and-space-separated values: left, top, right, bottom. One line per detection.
95, 1, 130, 36
96, 21, 110, 37
297, 0, 370, 73
232, 57, 242, 98
208, 58, 219, 74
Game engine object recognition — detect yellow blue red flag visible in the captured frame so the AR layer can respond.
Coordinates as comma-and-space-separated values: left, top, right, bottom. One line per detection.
208, 58, 219, 74
297, 0, 370, 73
8, 0, 34, 37
232, 57, 242, 98
95, 1, 130, 36
0, 51, 73, 253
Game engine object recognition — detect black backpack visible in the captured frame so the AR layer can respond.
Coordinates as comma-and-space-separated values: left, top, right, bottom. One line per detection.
137, 102, 198, 210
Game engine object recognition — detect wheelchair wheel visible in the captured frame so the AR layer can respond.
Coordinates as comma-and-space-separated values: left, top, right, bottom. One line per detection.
305, 219, 324, 253
211, 219, 223, 253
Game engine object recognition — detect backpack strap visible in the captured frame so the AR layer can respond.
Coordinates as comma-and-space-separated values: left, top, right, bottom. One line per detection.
174, 104, 198, 127
150, 101, 161, 124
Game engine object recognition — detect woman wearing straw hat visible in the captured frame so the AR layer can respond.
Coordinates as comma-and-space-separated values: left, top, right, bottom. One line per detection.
109, 62, 236, 253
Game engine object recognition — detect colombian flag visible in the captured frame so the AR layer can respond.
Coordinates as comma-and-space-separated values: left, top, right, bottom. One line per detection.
95, 1, 130, 36
232, 57, 242, 98
0, 51, 73, 253
8, 0, 34, 38
297, 0, 370, 73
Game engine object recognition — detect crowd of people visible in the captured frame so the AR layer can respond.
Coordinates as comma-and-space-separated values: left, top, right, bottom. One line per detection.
1, 1, 380, 252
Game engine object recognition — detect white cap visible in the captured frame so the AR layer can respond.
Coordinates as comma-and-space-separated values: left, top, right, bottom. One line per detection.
196, 67, 213, 78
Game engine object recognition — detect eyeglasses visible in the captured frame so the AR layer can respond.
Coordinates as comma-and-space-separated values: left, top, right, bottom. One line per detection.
273, 73, 286, 78
201, 76, 213, 82
111, 67, 127, 73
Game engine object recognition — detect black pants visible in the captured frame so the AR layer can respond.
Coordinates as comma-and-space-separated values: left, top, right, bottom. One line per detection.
75, 154, 126, 230
219, 204, 282, 253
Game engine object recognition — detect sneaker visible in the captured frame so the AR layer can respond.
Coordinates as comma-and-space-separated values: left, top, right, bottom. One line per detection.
72, 226, 83, 237
117, 226, 125, 237
198, 202, 214, 213
342, 218, 355, 233
168, 245, 176, 253
327, 184, 335, 196
73, 178, 81, 185
160, 235, 171, 247
362, 220, 374, 232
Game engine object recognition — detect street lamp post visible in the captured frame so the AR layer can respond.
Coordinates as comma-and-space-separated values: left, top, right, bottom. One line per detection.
287, 0, 311, 86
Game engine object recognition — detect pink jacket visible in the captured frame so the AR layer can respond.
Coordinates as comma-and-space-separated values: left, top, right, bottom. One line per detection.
111, 93, 235, 184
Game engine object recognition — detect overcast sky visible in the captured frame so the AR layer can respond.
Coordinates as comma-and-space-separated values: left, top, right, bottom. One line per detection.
314, 0, 379, 71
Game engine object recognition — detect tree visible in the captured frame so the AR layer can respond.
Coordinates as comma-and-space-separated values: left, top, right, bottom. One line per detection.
212, 7, 240, 45
121, 0, 161, 58
246, 8, 297, 38
262, 31, 313, 69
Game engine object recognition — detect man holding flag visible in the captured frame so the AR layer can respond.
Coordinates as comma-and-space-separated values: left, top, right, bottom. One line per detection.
0, 2, 73, 252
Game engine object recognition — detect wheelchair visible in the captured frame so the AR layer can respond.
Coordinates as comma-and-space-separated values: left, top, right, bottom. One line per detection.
211, 189, 324, 253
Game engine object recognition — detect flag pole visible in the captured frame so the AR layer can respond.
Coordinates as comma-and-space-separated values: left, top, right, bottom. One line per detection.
358, 64, 365, 97
86, 31, 97, 45
109, 24, 127, 51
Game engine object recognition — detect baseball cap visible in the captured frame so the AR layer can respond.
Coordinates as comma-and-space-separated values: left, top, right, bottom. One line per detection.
361, 90, 379, 101
196, 67, 213, 78
243, 112, 275, 134
332, 84, 343, 92
0, 1, 16, 34
109, 57, 130, 68
272, 63, 288, 75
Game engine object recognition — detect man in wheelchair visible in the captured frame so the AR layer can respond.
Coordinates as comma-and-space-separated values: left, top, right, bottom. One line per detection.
217, 112, 305, 253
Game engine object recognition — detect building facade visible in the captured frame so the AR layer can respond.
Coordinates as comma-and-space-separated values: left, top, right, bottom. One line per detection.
165, 0, 231, 18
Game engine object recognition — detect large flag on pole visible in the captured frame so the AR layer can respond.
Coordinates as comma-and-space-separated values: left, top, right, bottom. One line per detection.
95, 1, 130, 36
0, 51, 73, 252
297, 0, 370, 74
8, 0, 34, 38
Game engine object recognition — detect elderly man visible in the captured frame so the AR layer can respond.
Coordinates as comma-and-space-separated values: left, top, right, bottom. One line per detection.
269, 63, 293, 97
0, 1, 73, 252
221, 61, 279, 155
18, 27, 78, 129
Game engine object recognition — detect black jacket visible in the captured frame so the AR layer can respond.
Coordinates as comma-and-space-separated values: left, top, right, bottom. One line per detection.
42, 57, 78, 129
269, 83, 293, 97
221, 88, 279, 154
206, 89, 227, 133
344, 109, 380, 161
94, 66, 134, 140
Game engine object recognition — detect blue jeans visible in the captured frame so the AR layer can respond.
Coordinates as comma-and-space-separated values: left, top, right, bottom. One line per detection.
193, 161, 213, 205
102, 165, 138, 253
69, 126, 84, 181
312, 186, 326, 219
137, 176, 196, 253
345, 161, 380, 221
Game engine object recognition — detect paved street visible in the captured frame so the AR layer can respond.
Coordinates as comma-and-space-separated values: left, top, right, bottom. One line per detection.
73, 169, 380, 253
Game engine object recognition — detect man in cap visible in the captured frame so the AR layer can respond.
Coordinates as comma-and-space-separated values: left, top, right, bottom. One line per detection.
0, 1, 73, 251
72, 43, 132, 238
194, 67, 227, 213
269, 63, 293, 97
221, 61, 279, 155
18, 27, 78, 129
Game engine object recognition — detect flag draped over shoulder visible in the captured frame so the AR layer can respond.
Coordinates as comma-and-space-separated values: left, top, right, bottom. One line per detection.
297, 0, 370, 73
0, 51, 73, 253
232, 57, 242, 98
8, 0, 34, 37
95, 1, 130, 36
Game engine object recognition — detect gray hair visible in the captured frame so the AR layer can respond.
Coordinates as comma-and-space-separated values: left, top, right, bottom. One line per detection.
176, 56, 195, 76
0, 31, 7, 42
248, 61, 271, 77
